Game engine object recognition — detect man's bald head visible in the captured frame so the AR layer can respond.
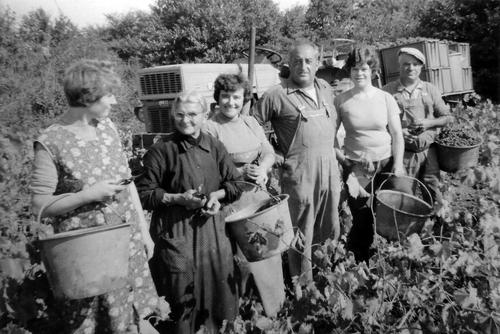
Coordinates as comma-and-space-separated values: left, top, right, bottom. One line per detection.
288, 39, 320, 88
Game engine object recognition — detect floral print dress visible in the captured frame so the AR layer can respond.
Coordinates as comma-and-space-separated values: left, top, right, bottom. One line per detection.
36, 118, 162, 333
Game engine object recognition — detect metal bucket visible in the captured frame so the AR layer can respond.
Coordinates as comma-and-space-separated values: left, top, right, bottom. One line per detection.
39, 223, 130, 299
436, 141, 481, 172
375, 175, 433, 241
225, 194, 294, 262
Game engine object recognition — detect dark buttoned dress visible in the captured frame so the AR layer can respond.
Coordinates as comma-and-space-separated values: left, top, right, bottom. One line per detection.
136, 132, 242, 334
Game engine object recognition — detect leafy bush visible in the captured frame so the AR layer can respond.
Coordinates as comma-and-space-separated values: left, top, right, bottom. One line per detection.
417, 0, 500, 102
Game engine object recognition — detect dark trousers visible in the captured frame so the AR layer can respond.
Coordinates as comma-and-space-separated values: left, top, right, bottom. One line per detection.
343, 158, 395, 262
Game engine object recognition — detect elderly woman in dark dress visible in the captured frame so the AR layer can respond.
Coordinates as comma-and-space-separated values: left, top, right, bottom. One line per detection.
136, 91, 243, 333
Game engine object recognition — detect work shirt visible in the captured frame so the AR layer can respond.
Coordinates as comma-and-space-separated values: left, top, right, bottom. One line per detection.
253, 78, 336, 155
383, 79, 447, 203
383, 79, 450, 127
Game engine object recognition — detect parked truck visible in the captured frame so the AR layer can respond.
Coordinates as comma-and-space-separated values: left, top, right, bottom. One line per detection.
132, 38, 473, 155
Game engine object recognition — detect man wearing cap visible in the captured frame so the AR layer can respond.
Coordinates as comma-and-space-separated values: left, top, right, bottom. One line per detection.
254, 39, 341, 295
383, 47, 454, 204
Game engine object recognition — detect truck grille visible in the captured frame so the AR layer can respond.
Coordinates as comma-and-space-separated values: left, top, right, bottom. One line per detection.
146, 103, 176, 133
140, 71, 182, 95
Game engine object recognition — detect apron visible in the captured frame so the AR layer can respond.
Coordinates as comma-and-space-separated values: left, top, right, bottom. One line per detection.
226, 117, 270, 214
398, 92, 440, 203
281, 92, 341, 281
221, 118, 278, 307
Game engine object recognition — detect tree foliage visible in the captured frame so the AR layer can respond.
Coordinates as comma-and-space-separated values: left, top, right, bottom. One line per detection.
279, 5, 309, 41
147, 0, 280, 63
417, 0, 500, 101
51, 15, 79, 47
305, 0, 427, 50
103, 10, 172, 66
18, 9, 52, 45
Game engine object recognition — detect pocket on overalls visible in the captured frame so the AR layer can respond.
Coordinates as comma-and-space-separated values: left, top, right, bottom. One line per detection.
300, 106, 335, 148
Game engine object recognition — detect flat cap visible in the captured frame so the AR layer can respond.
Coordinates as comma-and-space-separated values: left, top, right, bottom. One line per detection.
398, 47, 426, 65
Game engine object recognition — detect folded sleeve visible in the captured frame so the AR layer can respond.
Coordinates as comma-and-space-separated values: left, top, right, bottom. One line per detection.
253, 90, 277, 125
428, 84, 450, 117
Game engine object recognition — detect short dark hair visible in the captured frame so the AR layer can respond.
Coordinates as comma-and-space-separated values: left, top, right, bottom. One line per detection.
213, 73, 252, 104
344, 46, 380, 74
63, 59, 120, 107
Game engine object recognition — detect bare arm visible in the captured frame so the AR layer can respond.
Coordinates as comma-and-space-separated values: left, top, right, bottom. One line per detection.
333, 97, 349, 166
418, 115, 454, 130
418, 84, 454, 130
33, 183, 128, 218
31, 145, 126, 218
386, 95, 405, 175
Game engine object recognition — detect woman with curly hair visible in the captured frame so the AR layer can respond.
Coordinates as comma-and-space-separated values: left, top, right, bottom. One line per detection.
203, 73, 285, 316
204, 73, 275, 188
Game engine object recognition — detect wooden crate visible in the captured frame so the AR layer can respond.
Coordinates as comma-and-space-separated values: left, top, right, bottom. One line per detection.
462, 67, 473, 91
422, 68, 453, 94
448, 42, 471, 67
384, 68, 453, 95
449, 53, 464, 92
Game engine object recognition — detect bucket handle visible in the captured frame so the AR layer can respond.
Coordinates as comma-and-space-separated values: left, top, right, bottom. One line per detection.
233, 180, 282, 203
36, 193, 73, 224
376, 173, 433, 207
36, 193, 126, 226
369, 172, 433, 244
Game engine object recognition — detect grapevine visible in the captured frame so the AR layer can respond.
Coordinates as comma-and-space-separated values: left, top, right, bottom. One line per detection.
436, 127, 481, 147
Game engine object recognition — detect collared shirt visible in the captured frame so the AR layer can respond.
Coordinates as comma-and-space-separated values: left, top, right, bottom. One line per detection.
382, 79, 450, 122
400, 80, 424, 100
253, 77, 336, 155
136, 131, 242, 210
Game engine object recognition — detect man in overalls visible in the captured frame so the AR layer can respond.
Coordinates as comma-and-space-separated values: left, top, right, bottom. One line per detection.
383, 47, 454, 204
254, 40, 341, 294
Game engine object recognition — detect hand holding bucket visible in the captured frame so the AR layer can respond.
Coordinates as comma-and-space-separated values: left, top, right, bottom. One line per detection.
37, 194, 131, 300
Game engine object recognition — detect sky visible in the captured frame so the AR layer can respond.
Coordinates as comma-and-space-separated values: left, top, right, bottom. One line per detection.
1, 0, 309, 28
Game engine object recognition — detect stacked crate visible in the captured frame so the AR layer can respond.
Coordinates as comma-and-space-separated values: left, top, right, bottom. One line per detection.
379, 39, 473, 96
449, 42, 473, 92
